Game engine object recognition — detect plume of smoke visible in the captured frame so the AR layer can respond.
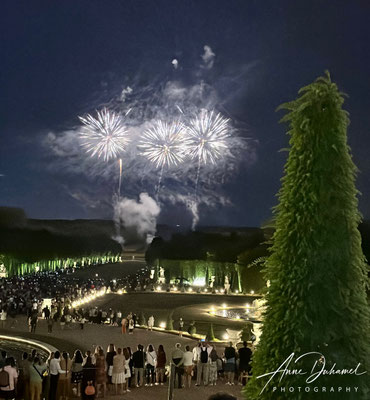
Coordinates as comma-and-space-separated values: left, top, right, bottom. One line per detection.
164, 193, 229, 231
113, 192, 160, 245
120, 86, 133, 102
188, 199, 199, 231
201, 45, 215, 69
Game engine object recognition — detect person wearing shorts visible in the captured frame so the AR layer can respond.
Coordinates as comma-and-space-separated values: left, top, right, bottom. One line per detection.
182, 346, 193, 389
224, 343, 236, 385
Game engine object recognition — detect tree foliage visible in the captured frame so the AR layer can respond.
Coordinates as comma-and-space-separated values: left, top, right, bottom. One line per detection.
206, 323, 216, 341
245, 73, 370, 399
166, 311, 174, 330
145, 229, 264, 264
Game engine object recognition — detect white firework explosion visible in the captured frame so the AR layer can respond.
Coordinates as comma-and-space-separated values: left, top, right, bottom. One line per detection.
139, 120, 187, 169
78, 108, 130, 161
185, 109, 230, 165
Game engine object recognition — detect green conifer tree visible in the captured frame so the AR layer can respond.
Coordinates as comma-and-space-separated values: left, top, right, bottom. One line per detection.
138, 311, 146, 326
188, 321, 196, 335
245, 73, 370, 400
206, 323, 216, 341
166, 311, 174, 330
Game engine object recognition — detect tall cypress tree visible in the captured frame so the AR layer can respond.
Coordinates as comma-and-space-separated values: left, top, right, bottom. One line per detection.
245, 73, 370, 399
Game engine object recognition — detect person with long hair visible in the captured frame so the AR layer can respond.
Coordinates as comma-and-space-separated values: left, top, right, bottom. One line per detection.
71, 350, 84, 397
95, 349, 106, 397
145, 345, 156, 386
105, 345, 115, 391
122, 348, 131, 393
126, 347, 133, 389
18, 351, 30, 400
209, 345, 219, 386
81, 356, 95, 400
92, 347, 102, 366
156, 345, 166, 386
111, 348, 125, 395
121, 317, 127, 334
58, 352, 72, 400
29, 357, 47, 400
43, 352, 54, 400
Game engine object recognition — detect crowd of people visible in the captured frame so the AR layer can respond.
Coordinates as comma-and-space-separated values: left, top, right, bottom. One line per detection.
0, 340, 252, 400
0, 266, 254, 400
0, 270, 109, 327
0, 267, 157, 335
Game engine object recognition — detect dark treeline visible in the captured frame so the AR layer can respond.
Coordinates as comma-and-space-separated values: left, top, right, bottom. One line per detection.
0, 207, 121, 263
146, 229, 267, 265
0, 227, 121, 262
2, 206, 370, 270
147, 222, 370, 268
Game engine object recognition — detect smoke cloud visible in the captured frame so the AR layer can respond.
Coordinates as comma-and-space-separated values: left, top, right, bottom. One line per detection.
120, 86, 133, 102
201, 45, 215, 69
113, 192, 160, 245
171, 59, 179, 69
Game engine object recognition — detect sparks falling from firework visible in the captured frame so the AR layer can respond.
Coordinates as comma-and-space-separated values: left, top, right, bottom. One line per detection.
139, 120, 187, 196
78, 108, 130, 162
186, 109, 230, 193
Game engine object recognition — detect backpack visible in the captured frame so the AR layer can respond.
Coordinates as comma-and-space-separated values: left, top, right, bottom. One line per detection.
200, 348, 208, 363
0, 368, 10, 387
210, 349, 218, 362
85, 382, 95, 396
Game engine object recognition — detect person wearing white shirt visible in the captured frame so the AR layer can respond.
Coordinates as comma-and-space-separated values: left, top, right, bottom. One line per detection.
192, 343, 200, 362
147, 316, 154, 331
0, 357, 18, 400
182, 346, 194, 388
0, 309, 7, 329
49, 351, 66, 400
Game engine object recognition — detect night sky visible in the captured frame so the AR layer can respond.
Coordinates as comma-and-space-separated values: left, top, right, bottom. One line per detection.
1, 0, 370, 228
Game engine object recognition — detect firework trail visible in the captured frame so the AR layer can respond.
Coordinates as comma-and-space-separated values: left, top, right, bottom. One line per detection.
185, 109, 230, 195
78, 108, 130, 162
79, 108, 131, 245
118, 158, 123, 197
139, 120, 187, 197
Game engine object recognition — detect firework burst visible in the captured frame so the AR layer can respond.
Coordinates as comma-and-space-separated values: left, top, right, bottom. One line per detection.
79, 108, 130, 161
185, 109, 230, 165
139, 120, 187, 169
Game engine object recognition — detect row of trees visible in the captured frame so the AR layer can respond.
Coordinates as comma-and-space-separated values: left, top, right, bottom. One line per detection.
0, 253, 122, 276
146, 229, 266, 264
0, 208, 122, 276
157, 258, 265, 293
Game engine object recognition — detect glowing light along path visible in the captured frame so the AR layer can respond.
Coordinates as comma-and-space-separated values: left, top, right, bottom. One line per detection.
139, 120, 187, 197
186, 109, 230, 196
78, 108, 130, 162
